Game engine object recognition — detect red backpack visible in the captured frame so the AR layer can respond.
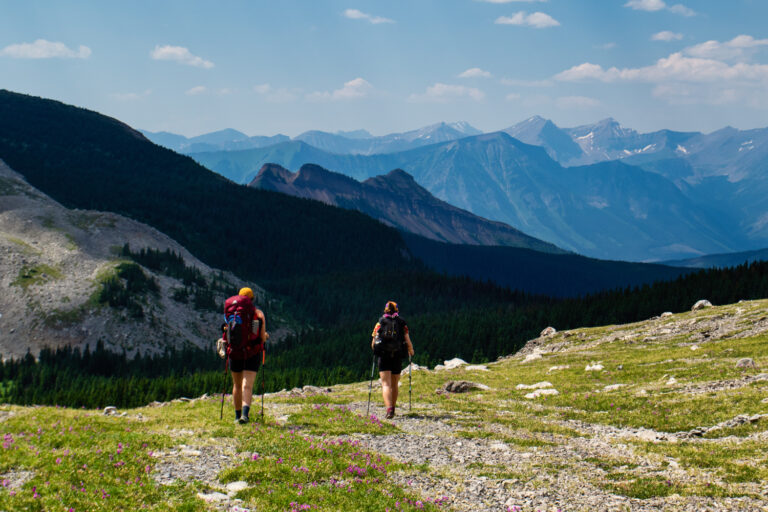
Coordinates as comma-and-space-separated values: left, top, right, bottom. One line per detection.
223, 295, 262, 360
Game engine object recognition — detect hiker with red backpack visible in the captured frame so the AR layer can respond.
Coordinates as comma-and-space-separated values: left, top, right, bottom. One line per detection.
222, 287, 267, 424
370, 301, 414, 419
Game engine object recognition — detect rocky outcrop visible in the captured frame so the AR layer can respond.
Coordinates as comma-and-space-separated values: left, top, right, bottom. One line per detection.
0, 161, 266, 359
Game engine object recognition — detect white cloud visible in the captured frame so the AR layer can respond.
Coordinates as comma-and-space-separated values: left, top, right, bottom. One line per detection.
556, 96, 601, 108
668, 4, 696, 16
306, 78, 373, 102
625, 0, 665, 11
624, 0, 695, 16
151, 45, 214, 69
459, 67, 492, 78
495, 11, 560, 28
408, 83, 485, 103
0, 39, 91, 59
685, 35, 768, 61
595, 42, 617, 50
110, 90, 151, 101
343, 9, 394, 24
555, 51, 768, 106
555, 53, 768, 83
652, 31, 683, 42
186, 86, 207, 96
500, 78, 554, 87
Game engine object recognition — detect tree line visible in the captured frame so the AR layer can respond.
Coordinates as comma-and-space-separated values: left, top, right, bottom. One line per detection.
2, 260, 767, 408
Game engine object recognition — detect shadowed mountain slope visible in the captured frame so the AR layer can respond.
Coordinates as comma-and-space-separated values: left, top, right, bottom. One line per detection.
250, 163, 565, 253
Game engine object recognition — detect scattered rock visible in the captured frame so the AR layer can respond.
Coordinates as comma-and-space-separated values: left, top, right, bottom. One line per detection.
440, 380, 489, 394
736, 358, 756, 369
547, 365, 569, 373
660, 312, 673, 318
516, 381, 553, 390
603, 384, 626, 392
636, 429, 674, 443
678, 414, 768, 438
0, 470, 34, 489
524, 388, 559, 399
443, 358, 468, 370
103, 406, 117, 415
197, 492, 229, 503
464, 364, 488, 371
288, 385, 332, 396
691, 345, 699, 351
692, 299, 713, 311
523, 351, 543, 363
585, 363, 604, 372
540, 326, 557, 337
666, 376, 677, 386
226, 481, 249, 494
302, 385, 332, 395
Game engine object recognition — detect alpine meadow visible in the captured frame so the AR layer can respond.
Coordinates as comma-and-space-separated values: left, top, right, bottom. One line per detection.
2, 1, 768, 511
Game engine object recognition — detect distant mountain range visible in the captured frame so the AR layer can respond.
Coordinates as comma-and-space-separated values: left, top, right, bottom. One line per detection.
140, 115, 768, 262
139, 128, 290, 153
142, 121, 481, 156
193, 133, 751, 261
250, 163, 565, 253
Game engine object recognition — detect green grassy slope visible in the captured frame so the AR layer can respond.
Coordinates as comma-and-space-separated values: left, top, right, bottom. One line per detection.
1, 299, 766, 511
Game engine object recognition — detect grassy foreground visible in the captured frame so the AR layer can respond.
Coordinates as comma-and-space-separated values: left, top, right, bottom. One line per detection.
0, 399, 446, 512
1, 299, 767, 511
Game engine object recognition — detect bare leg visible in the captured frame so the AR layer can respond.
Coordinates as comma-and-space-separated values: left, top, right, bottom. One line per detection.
391, 374, 401, 407
379, 371, 393, 408
231, 371, 244, 410
241, 370, 258, 407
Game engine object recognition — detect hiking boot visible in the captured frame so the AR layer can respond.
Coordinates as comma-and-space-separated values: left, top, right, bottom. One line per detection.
385, 407, 395, 419
238, 416, 249, 425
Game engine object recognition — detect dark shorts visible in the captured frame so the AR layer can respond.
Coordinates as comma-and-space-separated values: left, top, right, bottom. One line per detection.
229, 354, 261, 373
378, 354, 404, 375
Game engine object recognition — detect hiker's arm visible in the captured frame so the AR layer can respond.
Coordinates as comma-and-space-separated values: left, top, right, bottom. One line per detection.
256, 309, 267, 344
371, 323, 380, 350
404, 332, 415, 357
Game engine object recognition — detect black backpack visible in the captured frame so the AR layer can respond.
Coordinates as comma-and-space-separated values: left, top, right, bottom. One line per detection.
374, 316, 405, 357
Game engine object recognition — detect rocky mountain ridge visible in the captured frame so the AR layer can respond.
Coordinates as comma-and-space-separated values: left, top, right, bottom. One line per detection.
0, 160, 265, 360
249, 163, 564, 252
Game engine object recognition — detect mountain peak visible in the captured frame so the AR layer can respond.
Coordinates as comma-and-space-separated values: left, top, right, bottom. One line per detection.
384, 168, 416, 183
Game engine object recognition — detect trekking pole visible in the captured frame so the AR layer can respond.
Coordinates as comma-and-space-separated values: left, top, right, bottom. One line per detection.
260, 348, 266, 423
366, 353, 376, 417
220, 357, 228, 420
409, 355, 412, 411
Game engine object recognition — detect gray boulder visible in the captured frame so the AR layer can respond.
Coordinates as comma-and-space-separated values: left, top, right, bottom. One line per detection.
440, 380, 490, 394
736, 358, 757, 369
540, 326, 557, 337
691, 300, 713, 311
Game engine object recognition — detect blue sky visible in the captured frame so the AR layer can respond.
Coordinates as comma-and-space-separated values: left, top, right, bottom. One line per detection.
2, 0, 767, 136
